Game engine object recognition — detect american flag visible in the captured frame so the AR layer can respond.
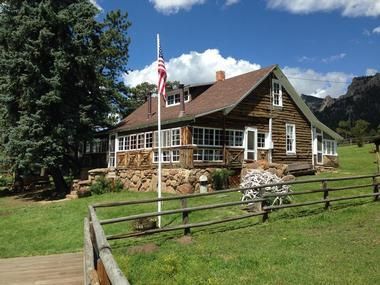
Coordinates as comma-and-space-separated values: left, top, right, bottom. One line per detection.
157, 45, 167, 100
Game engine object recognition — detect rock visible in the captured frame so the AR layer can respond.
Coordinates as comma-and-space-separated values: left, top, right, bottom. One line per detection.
131, 175, 140, 184
267, 168, 277, 175
169, 169, 178, 176
177, 183, 193, 194
78, 180, 91, 186
164, 185, 176, 194
77, 189, 91, 198
281, 175, 296, 182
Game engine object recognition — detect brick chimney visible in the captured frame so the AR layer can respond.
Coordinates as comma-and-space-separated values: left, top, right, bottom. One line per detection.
179, 84, 185, 117
216, 70, 225, 81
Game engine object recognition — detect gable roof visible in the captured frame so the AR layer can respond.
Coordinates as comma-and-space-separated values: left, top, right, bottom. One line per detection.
114, 65, 342, 141
114, 65, 276, 132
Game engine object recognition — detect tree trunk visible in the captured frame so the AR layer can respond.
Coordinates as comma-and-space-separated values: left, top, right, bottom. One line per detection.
50, 167, 68, 195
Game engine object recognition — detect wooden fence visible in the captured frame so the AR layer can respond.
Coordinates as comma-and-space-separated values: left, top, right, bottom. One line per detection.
84, 173, 379, 285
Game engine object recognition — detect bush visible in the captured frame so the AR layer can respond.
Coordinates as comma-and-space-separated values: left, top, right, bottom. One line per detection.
113, 179, 124, 192
212, 168, 234, 190
0, 175, 12, 187
90, 176, 125, 195
90, 176, 111, 195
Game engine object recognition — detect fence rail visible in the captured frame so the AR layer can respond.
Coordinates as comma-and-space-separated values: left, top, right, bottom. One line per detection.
84, 173, 380, 284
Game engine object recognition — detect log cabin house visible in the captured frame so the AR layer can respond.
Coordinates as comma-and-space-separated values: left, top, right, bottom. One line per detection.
82, 65, 342, 191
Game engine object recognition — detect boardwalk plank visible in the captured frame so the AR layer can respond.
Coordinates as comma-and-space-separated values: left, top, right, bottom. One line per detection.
0, 252, 83, 285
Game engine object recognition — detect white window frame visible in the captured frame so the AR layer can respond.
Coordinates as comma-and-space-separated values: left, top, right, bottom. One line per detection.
272, 79, 283, 107
193, 148, 223, 162
166, 92, 191, 107
192, 126, 244, 148
323, 139, 337, 156
257, 132, 269, 149
286, 123, 296, 154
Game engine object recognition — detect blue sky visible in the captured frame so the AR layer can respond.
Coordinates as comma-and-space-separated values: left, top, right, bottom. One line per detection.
93, 0, 380, 98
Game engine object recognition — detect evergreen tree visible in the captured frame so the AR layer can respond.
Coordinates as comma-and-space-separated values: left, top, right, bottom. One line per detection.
0, 1, 131, 194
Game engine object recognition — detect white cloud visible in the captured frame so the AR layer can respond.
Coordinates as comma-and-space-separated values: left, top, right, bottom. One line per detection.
149, 0, 205, 14
123, 49, 354, 98
225, 0, 240, 6
266, 0, 380, 17
124, 49, 260, 86
373, 26, 380, 34
90, 0, 102, 11
297, 56, 316, 63
366, 68, 378, 75
322, 53, 347, 63
283, 67, 354, 98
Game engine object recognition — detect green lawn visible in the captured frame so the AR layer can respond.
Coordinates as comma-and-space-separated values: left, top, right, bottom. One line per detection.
0, 144, 379, 284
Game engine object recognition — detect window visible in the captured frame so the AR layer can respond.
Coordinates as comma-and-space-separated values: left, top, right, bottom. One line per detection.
172, 150, 180, 162
92, 138, 108, 153
193, 149, 223, 162
171, 128, 180, 146
145, 132, 153, 148
257, 133, 268, 148
124, 136, 130, 150
153, 150, 180, 163
166, 93, 180, 106
225, 129, 244, 147
323, 140, 336, 155
193, 127, 204, 145
286, 124, 296, 154
184, 90, 191, 102
137, 134, 144, 149
130, 134, 137, 150
118, 137, 124, 151
272, 79, 283, 107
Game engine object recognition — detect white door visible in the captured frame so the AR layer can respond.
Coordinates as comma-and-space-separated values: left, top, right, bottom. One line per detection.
244, 127, 257, 160
317, 133, 323, 164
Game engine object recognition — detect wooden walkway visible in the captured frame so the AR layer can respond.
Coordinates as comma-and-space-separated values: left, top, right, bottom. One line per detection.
0, 252, 83, 285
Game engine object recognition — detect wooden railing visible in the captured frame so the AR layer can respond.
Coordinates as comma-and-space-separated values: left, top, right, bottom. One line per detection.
84, 173, 379, 284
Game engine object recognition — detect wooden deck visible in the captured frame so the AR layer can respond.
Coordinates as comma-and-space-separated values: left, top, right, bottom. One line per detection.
0, 252, 83, 285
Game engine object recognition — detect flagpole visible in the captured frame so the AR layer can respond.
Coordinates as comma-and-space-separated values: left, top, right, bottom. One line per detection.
156, 33, 162, 228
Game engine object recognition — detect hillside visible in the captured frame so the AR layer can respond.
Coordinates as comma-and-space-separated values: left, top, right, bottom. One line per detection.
302, 73, 380, 130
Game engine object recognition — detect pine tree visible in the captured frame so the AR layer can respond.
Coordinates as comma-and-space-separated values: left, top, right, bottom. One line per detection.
0, 1, 131, 194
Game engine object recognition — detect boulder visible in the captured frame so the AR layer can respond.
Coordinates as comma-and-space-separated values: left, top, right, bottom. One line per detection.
177, 183, 193, 194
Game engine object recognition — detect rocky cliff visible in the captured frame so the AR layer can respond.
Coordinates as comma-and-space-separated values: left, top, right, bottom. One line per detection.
301, 73, 380, 130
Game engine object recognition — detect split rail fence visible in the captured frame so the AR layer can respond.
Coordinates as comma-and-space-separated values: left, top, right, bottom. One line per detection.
84, 173, 379, 285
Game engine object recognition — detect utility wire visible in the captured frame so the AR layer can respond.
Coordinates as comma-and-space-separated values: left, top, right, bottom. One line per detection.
286, 76, 350, 84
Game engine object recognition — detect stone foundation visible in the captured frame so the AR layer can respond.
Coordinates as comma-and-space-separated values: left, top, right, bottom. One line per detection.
78, 167, 224, 194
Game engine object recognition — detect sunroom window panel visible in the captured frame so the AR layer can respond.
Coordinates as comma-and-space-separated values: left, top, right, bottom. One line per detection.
204, 129, 214, 145
130, 135, 137, 150
138, 133, 145, 149
215, 129, 223, 146
118, 137, 124, 151
171, 129, 180, 146
193, 128, 203, 145
124, 136, 130, 150
235, 131, 244, 147
145, 132, 153, 148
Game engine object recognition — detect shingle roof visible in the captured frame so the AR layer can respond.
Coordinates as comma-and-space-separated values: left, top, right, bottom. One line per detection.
114, 64, 277, 132
113, 64, 342, 141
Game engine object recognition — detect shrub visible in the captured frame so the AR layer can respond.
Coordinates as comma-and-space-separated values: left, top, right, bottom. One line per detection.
90, 176, 111, 195
212, 168, 234, 190
113, 179, 124, 192
90, 176, 125, 195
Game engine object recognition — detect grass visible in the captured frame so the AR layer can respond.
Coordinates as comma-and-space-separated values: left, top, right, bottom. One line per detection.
0, 144, 378, 284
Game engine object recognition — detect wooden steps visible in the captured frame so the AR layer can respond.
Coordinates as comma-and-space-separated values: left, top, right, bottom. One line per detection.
0, 252, 83, 285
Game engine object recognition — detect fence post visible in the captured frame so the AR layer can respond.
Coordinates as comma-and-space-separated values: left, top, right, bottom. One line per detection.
181, 198, 191, 235
259, 187, 269, 223
322, 180, 330, 209
373, 176, 379, 201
